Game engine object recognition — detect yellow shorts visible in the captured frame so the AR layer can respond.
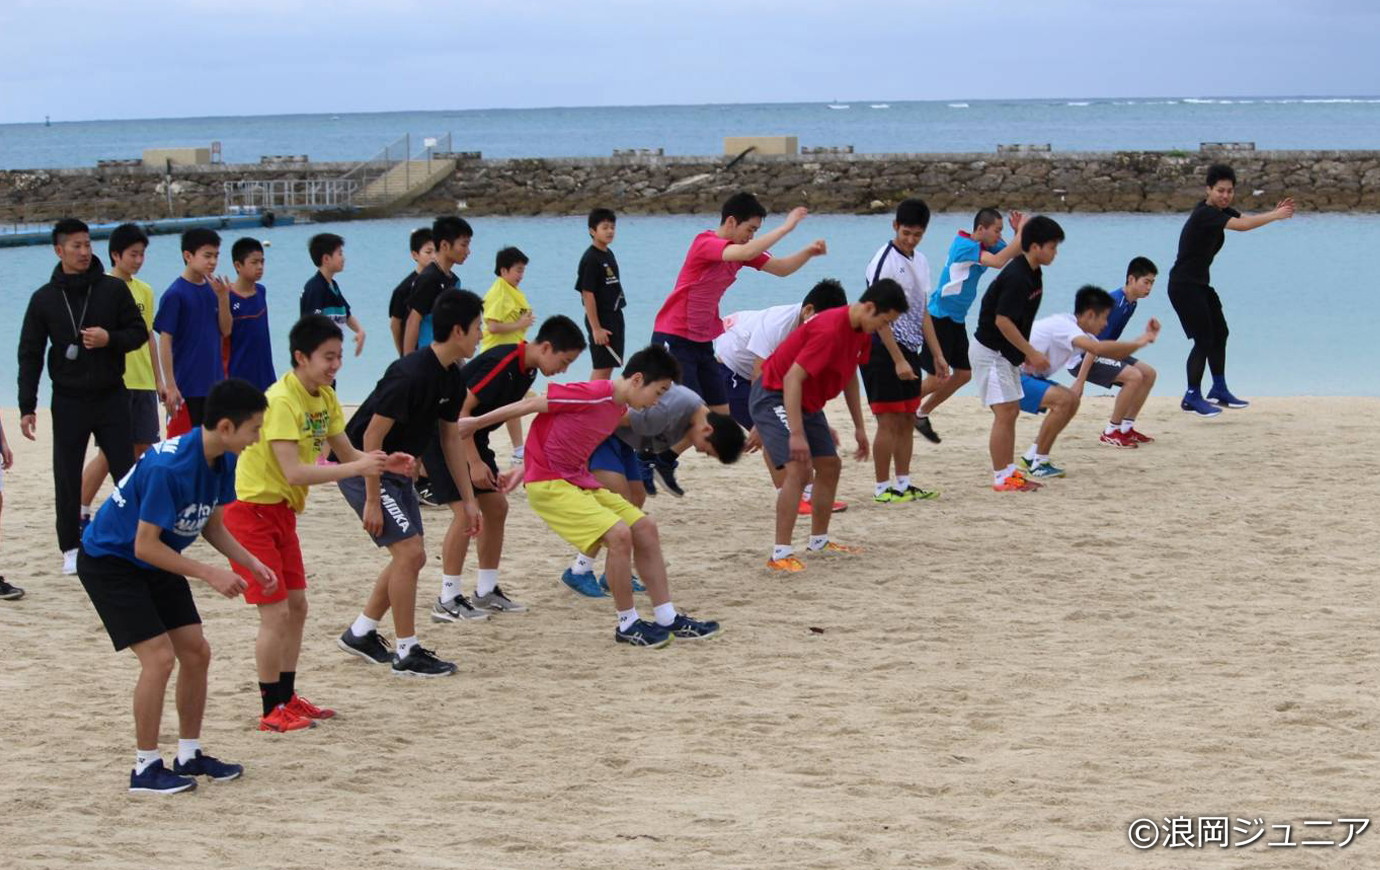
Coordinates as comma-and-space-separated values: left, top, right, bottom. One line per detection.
525, 479, 645, 553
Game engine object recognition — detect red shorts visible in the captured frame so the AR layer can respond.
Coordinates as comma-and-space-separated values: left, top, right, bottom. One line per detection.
868, 398, 922, 414
223, 500, 307, 605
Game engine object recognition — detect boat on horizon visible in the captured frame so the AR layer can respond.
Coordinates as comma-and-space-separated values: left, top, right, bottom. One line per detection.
827, 102, 850, 110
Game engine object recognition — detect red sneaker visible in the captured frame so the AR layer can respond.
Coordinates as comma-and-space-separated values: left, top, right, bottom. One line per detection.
1126, 428, 1155, 444
1098, 430, 1138, 449
797, 498, 848, 515
258, 705, 315, 733
283, 694, 337, 720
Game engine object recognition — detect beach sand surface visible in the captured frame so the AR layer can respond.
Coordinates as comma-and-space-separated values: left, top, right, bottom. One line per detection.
1, 397, 1377, 869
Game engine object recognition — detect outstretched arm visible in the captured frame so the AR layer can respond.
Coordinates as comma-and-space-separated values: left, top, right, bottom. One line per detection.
723, 206, 807, 262
1227, 198, 1295, 231
760, 240, 828, 277
455, 394, 549, 438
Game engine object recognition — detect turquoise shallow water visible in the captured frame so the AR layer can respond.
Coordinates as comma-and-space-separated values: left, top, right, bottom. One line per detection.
2, 210, 1375, 406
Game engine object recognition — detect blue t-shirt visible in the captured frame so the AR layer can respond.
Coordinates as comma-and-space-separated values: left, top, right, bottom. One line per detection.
300, 272, 351, 326
82, 427, 238, 569
928, 232, 1006, 323
153, 276, 224, 399
228, 285, 275, 391
1098, 288, 1137, 342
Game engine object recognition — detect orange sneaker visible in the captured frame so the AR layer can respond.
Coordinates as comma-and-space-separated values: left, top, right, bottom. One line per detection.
796, 498, 849, 515
993, 470, 1042, 492
258, 705, 316, 733
808, 541, 862, 555
284, 694, 336, 720
766, 555, 807, 572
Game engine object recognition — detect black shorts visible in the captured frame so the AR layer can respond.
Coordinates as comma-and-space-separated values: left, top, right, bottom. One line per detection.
719, 362, 754, 429
748, 379, 836, 469
587, 310, 626, 370
918, 315, 971, 373
1168, 282, 1228, 342
78, 549, 202, 651
1069, 355, 1139, 390
651, 331, 727, 407
184, 396, 207, 427
422, 429, 500, 500
860, 334, 923, 413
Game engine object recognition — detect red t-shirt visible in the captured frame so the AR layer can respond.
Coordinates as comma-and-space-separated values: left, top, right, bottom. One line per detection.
523, 380, 627, 490
652, 230, 772, 342
759, 307, 871, 414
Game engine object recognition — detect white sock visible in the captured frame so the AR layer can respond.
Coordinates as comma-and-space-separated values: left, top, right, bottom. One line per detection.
135, 748, 161, 774
802, 483, 813, 502
896, 474, 911, 491
875, 481, 892, 497
915, 411, 929, 420
807, 534, 829, 551
772, 544, 794, 561
512, 445, 525, 460
995, 464, 1017, 485
1034, 453, 1049, 465
80, 504, 92, 518
1022, 444, 1039, 463
570, 553, 596, 575
1121, 418, 1135, 434
617, 608, 640, 631
396, 635, 418, 659
350, 613, 379, 637
440, 573, 463, 604
653, 602, 677, 627
176, 739, 200, 764
475, 569, 499, 598
1105, 421, 1119, 436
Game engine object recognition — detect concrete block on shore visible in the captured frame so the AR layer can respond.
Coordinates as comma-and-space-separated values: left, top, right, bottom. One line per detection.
142, 147, 211, 168
724, 136, 798, 156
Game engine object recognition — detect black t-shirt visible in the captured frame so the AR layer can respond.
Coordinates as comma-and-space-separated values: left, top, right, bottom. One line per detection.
461, 342, 539, 443
974, 255, 1044, 366
388, 270, 419, 321
343, 347, 466, 456
1169, 200, 1241, 286
574, 245, 626, 313
407, 262, 459, 318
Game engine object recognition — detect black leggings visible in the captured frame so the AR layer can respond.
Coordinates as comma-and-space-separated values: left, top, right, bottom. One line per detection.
1168, 282, 1229, 393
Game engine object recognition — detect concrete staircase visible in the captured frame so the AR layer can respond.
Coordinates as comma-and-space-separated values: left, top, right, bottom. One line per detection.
356, 158, 455, 212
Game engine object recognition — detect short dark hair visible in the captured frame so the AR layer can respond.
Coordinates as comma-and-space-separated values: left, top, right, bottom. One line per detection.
108, 223, 149, 258
432, 215, 473, 247
860, 278, 909, 315
409, 228, 434, 253
495, 246, 529, 276
624, 344, 681, 384
973, 207, 1004, 230
181, 228, 220, 255
896, 197, 930, 228
720, 192, 767, 224
432, 288, 484, 343
1127, 256, 1158, 279
802, 278, 848, 312
1206, 164, 1237, 187
309, 233, 344, 266
705, 411, 745, 465
1074, 284, 1115, 315
289, 314, 343, 363
52, 218, 90, 246
588, 207, 617, 230
204, 377, 268, 429
533, 315, 587, 352
1020, 215, 1065, 250
231, 236, 264, 264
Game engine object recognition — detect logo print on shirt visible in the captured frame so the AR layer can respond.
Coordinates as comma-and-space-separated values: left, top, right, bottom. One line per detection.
174, 504, 215, 537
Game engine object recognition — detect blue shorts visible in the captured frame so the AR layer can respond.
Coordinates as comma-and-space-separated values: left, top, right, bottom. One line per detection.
651, 331, 728, 407
588, 436, 643, 481
719, 362, 754, 429
1019, 375, 1057, 415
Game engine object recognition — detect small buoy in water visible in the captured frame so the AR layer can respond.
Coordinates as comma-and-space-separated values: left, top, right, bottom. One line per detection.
262, 240, 272, 247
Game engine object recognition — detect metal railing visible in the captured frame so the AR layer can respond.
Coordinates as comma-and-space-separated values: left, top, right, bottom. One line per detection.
222, 178, 359, 212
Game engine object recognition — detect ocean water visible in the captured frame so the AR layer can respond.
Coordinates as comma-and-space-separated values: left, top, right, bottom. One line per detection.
2, 210, 1375, 406
2, 97, 1379, 170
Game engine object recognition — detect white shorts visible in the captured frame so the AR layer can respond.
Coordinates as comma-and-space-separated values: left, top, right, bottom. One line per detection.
970, 340, 1024, 407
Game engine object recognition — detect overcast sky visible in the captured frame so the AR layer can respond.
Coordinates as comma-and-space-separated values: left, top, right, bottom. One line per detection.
0, 0, 1374, 124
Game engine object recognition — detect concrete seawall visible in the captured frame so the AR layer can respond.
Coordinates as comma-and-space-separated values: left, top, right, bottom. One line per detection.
2, 150, 1377, 224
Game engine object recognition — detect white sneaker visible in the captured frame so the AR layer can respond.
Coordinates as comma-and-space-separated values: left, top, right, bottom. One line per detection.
62, 549, 78, 575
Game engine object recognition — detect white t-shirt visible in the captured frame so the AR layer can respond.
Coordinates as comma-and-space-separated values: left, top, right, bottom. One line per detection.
864, 241, 931, 351
713, 303, 801, 380
1027, 312, 1094, 377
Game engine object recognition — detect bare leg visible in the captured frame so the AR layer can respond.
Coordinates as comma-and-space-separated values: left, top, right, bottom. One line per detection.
475, 492, 508, 570
590, 367, 613, 381
283, 590, 308, 672
255, 600, 289, 683
889, 414, 915, 478
871, 413, 892, 484
920, 368, 972, 415
809, 456, 842, 537
1110, 367, 1144, 424
81, 451, 109, 509
1123, 362, 1156, 420
385, 536, 428, 638
505, 417, 523, 452
1034, 387, 1081, 455
441, 501, 472, 576
629, 516, 671, 608
600, 522, 636, 610
166, 624, 211, 740
129, 633, 176, 750
774, 459, 810, 546
989, 401, 1020, 471
362, 563, 393, 622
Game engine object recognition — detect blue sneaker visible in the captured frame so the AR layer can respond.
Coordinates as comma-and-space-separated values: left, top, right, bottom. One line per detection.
665, 613, 722, 640
1206, 386, 1250, 409
638, 452, 658, 497
129, 759, 197, 795
615, 619, 671, 648
1020, 457, 1066, 479
1180, 391, 1223, 417
172, 750, 244, 782
598, 573, 648, 594
560, 567, 607, 598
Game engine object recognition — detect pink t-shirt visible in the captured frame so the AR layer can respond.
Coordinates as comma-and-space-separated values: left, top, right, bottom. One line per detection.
523, 380, 627, 490
652, 230, 772, 342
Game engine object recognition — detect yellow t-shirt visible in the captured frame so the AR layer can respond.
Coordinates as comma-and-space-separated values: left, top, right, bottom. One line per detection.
119, 276, 157, 391
480, 277, 531, 352
235, 371, 345, 512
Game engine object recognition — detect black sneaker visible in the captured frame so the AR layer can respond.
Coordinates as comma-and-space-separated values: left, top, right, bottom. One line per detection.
415, 478, 440, 507
913, 416, 941, 444
391, 646, 458, 678
0, 577, 24, 600
638, 452, 658, 497
650, 450, 685, 497
337, 628, 393, 664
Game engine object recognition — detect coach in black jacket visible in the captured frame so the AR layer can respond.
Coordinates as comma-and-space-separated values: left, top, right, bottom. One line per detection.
17, 219, 148, 571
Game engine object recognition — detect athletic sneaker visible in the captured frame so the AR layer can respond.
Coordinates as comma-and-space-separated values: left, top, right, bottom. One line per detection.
796, 497, 848, 516
1207, 386, 1250, 409
415, 479, 440, 507
1099, 430, 1138, 449
1126, 428, 1155, 444
336, 628, 394, 664
614, 619, 671, 648
430, 594, 491, 623
873, 488, 914, 504
766, 555, 806, 572
129, 759, 197, 795
62, 549, 78, 576
471, 585, 529, 613
913, 416, 941, 444
993, 471, 1042, 492
1021, 457, 1066, 479
598, 573, 647, 594
664, 613, 721, 640
649, 451, 685, 497
560, 567, 607, 598
640, 456, 658, 497
391, 646, 457, 678
1181, 392, 1223, 417
172, 751, 244, 781
900, 485, 940, 501
807, 541, 863, 555
283, 694, 336, 720
0, 578, 24, 600
258, 705, 316, 733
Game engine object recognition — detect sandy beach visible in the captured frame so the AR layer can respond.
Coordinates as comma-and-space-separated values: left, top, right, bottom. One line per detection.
2, 395, 1378, 869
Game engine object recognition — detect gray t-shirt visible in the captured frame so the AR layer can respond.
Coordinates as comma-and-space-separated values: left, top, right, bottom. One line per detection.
615, 384, 701, 454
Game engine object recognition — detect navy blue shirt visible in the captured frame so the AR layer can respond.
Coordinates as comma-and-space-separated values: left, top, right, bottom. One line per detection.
82, 427, 238, 569
300, 272, 351, 326
153, 276, 224, 399
228, 285, 275, 391
1097, 288, 1137, 342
